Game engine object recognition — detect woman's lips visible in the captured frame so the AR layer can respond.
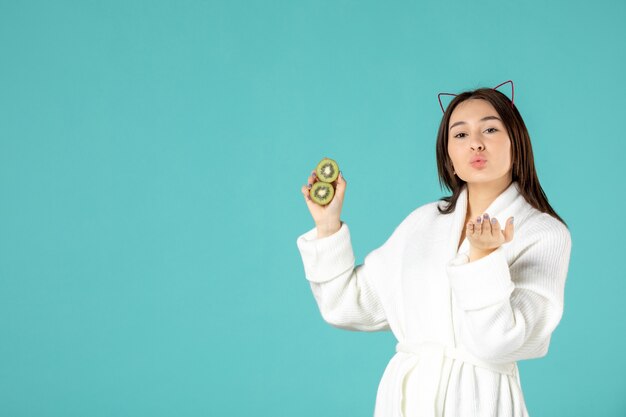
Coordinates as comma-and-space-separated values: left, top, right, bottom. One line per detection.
470, 160, 487, 168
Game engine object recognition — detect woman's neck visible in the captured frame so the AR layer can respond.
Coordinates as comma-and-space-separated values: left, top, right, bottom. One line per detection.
465, 177, 513, 221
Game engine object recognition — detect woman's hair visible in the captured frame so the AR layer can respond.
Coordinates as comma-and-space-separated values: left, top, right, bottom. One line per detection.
435, 87, 568, 228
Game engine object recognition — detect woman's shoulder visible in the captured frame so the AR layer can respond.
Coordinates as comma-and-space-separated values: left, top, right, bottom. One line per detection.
393, 201, 443, 234
519, 206, 571, 248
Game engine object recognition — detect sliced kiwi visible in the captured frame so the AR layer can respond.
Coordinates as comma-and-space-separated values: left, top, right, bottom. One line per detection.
310, 181, 335, 206
315, 157, 339, 183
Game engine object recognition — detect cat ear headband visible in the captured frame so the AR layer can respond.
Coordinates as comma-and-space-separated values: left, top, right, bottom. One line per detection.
437, 79, 515, 113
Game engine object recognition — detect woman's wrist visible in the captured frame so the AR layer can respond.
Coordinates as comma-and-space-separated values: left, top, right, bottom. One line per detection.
316, 221, 342, 238
468, 246, 497, 262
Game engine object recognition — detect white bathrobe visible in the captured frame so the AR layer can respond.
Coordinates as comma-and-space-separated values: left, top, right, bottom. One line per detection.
295, 181, 572, 417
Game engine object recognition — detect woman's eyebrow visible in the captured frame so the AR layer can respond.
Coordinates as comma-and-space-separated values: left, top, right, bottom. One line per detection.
449, 115, 502, 131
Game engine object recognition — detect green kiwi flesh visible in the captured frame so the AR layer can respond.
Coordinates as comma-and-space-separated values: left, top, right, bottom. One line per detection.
310, 181, 335, 206
315, 158, 339, 183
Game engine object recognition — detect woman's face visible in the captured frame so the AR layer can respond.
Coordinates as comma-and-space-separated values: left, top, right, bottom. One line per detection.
447, 98, 512, 185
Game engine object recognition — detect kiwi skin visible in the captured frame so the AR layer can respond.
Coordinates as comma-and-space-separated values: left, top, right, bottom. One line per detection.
310, 181, 335, 206
315, 158, 339, 183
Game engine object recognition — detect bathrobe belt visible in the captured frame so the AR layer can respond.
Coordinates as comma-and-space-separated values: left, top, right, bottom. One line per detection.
395, 341, 517, 417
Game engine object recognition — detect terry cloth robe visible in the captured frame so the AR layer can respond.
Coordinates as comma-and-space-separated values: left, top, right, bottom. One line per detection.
295, 180, 572, 417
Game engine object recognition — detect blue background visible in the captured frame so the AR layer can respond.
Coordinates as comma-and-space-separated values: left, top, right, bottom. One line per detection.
1, 0, 624, 416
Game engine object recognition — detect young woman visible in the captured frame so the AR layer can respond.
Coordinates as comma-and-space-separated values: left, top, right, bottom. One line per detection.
296, 81, 572, 417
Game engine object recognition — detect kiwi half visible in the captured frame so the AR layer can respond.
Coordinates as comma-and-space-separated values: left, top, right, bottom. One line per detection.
309, 157, 340, 206
315, 158, 339, 183
310, 181, 335, 206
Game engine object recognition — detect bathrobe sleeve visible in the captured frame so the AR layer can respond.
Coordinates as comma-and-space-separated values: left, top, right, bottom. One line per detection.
445, 219, 572, 364
296, 213, 416, 332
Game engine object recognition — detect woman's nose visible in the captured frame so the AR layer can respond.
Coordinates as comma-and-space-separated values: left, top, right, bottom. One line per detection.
470, 133, 486, 150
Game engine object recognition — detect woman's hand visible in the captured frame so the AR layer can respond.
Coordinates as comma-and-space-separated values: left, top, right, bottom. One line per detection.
301, 167, 347, 237
466, 213, 514, 261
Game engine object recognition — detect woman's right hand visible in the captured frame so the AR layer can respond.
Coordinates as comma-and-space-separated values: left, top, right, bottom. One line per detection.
300, 168, 347, 237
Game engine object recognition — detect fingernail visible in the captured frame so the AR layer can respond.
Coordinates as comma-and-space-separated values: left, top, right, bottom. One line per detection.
476, 217, 482, 223
307, 183, 312, 188
509, 217, 514, 224
491, 218, 497, 224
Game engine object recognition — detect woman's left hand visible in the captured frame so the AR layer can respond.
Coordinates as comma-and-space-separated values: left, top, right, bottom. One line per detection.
467, 213, 515, 256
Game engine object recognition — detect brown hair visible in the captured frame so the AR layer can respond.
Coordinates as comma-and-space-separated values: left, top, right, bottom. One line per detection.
435, 87, 568, 228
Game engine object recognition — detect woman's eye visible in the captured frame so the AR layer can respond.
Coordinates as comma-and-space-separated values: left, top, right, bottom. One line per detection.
454, 128, 497, 138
